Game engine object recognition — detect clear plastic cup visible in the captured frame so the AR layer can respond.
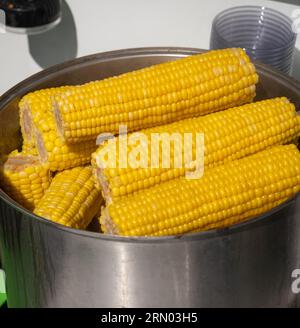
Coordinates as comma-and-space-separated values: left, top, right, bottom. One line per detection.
210, 6, 297, 74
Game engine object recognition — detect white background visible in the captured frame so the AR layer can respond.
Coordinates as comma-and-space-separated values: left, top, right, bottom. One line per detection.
0, 0, 299, 95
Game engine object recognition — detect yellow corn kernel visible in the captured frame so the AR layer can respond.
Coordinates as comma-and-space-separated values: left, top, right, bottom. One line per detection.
0, 151, 51, 211
100, 145, 300, 237
54, 48, 258, 143
34, 166, 103, 229
93, 97, 300, 202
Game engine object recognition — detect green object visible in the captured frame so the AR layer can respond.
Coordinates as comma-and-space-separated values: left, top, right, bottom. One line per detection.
0, 293, 6, 307
0, 270, 6, 306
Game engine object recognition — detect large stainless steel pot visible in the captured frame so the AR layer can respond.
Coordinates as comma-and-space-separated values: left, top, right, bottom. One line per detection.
0, 47, 300, 308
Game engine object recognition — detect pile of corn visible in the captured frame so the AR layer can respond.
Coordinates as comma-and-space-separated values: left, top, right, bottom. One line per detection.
0, 48, 299, 236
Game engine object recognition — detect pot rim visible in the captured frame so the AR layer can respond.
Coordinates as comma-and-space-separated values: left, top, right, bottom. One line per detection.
0, 46, 299, 243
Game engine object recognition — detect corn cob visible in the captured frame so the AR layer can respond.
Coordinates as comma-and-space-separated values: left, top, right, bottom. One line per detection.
100, 145, 300, 237
19, 87, 97, 171
54, 48, 258, 143
92, 97, 300, 202
19, 86, 71, 148
22, 141, 34, 153
0, 150, 51, 211
34, 117, 97, 172
34, 166, 103, 229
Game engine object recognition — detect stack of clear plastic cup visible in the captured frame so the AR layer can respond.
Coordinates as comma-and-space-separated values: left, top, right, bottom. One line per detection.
210, 6, 297, 74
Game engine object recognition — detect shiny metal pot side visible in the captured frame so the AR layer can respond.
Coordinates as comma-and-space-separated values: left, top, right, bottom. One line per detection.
0, 47, 299, 307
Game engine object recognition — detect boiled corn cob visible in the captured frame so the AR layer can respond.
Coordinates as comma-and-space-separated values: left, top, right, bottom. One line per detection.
19, 87, 97, 171
0, 150, 51, 211
19, 86, 71, 148
34, 118, 97, 172
34, 166, 103, 229
100, 145, 300, 236
54, 48, 258, 143
92, 97, 300, 202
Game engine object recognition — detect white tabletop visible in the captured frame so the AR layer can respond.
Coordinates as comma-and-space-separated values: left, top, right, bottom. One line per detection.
0, 0, 299, 95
